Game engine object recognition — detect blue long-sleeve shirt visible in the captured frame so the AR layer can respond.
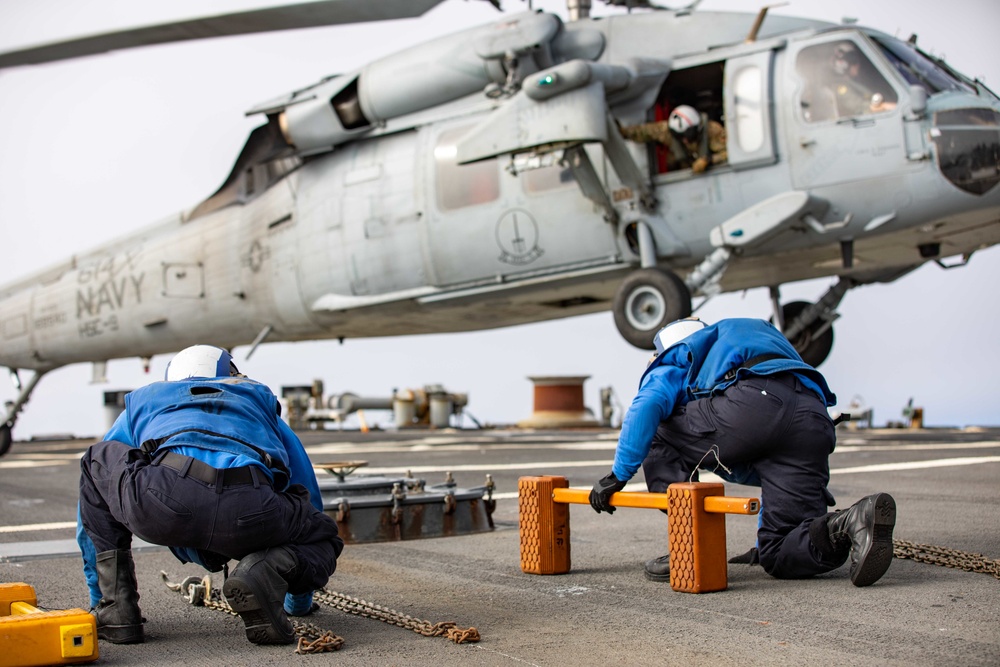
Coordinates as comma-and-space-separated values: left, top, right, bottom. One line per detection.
102, 377, 321, 505
78, 377, 323, 607
612, 318, 836, 482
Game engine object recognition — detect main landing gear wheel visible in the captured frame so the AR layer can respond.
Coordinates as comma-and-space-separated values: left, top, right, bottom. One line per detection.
613, 268, 692, 350
775, 300, 835, 368
0, 423, 11, 458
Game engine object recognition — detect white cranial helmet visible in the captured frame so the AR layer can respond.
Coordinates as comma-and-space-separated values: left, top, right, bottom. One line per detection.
667, 105, 702, 140
653, 318, 708, 355
164, 345, 240, 381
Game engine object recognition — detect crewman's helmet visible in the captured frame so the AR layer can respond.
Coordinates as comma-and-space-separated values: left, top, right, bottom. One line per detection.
667, 105, 702, 141
165, 345, 240, 381
832, 42, 861, 76
653, 318, 708, 355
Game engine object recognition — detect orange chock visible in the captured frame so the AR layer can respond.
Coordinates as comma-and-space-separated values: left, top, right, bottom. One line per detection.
518, 475, 571, 574
517, 476, 758, 594
667, 482, 729, 593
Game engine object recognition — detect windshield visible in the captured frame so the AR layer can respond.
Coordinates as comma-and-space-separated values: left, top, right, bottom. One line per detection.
871, 35, 976, 96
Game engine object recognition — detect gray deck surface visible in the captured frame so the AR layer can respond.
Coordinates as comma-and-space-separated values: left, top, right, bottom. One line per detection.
2, 426, 998, 666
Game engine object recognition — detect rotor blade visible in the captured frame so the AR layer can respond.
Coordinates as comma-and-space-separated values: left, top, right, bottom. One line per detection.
0, 0, 449, 69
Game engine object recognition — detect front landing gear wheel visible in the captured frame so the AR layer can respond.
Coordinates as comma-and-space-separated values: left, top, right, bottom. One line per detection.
775, 300, 835, 367
612, 268, 692, 350
0, 423, 12, 458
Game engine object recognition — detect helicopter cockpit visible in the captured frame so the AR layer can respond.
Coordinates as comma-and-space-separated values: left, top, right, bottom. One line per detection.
794, 29, 999, 197
870, 33, 1000, 195
796, 38, 899, 122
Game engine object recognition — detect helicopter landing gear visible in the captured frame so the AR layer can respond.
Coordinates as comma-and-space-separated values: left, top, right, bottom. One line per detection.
773, 300, 835, 368
613, 268, 692, 350
768, 277, 856, 368
0, 423, 11, 458
2, 367, 51, 458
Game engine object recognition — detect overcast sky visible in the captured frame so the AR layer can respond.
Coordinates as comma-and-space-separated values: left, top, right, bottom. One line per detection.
1, 0, 998, 440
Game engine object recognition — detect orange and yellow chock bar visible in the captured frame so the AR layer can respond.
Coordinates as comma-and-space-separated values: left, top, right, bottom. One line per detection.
0, 583, 98, 666
518, 476, 760, 593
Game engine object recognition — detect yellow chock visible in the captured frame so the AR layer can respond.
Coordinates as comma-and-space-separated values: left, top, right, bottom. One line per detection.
517, 476, 759, 593
0, 583, 98, 666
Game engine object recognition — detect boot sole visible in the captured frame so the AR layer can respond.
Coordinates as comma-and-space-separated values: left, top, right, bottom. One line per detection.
223, 576, 295, 645
851, 493, 896, 587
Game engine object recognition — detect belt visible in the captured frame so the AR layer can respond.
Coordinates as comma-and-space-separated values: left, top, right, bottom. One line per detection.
157, 451, 271, 488
721, 353, 786, 382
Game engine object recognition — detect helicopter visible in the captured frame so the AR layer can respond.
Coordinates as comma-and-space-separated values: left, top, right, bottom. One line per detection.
1, 0, 999, 456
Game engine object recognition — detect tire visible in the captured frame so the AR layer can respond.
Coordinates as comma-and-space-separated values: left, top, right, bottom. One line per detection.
612, 268, 692, 350
774, 300, 835, 367
0, 423, 11, 458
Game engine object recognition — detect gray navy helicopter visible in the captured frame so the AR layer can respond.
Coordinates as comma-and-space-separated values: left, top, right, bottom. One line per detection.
1, 0, 999, 455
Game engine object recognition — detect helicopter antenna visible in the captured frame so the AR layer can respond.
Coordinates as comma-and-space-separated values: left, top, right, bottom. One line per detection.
745, 2, 788, 43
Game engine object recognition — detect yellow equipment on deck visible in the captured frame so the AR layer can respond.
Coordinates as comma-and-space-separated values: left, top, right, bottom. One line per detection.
0, 583, 98, 666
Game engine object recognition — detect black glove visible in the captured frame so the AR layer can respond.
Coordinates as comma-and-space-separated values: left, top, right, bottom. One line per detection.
589, 472, 626, 514
728, 547, 760, 566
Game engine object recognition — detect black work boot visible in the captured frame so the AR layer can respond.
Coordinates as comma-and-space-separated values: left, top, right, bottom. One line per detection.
644, 554, 671, 582
826, 493, 896, 587
223, 547, 298, 645
93, 549, 145, 644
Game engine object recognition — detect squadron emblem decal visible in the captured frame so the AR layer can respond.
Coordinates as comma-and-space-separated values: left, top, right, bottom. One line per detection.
496, 209, 544, 266
243, 240, 271, 273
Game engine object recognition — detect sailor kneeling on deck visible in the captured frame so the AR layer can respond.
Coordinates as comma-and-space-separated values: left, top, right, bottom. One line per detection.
77, 345, 343, 645
589, 318, 896, 587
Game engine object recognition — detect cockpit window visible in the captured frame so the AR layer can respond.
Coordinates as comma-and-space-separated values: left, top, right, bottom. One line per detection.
870, 36, 975, 96
796, 39, 898, 123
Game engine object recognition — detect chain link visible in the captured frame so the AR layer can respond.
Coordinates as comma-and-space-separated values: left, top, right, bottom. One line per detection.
161, 571, 480, 655
162, 572, 346, 652
893, 540, 1000, 579
312, 588, 480, 643
163, 541, 993, 656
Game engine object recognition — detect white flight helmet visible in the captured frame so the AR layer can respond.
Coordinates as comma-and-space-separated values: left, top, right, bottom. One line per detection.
653, 318, 708, 355
667, 105, 702, 141
164, 345, 240, 381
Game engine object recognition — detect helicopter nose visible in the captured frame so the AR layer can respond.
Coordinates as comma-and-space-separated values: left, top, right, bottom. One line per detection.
930, 107, 1000, 195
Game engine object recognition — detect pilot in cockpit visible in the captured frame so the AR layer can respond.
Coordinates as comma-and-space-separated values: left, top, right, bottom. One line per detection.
801, 41, 898, 122
828, 42, 897, 117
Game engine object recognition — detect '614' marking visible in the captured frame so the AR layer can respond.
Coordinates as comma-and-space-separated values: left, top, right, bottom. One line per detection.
76, 273, 144, 319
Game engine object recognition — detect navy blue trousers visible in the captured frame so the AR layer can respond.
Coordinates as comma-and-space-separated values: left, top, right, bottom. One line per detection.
641, 373, 847, 579
79, 441, 343, 593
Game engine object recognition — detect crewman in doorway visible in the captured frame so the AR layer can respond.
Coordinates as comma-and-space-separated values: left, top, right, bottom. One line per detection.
620, 104, 727, 173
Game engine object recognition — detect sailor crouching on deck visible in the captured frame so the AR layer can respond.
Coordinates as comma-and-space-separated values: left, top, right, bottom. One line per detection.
76, 345, 343, 645
589, 318, 896, 587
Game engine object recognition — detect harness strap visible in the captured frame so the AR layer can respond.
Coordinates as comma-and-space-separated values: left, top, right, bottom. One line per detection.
139, 428, 290, 485
721, 353, 786, 382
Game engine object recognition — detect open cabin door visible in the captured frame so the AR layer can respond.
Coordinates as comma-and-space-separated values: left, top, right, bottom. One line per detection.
724, 49, 778, 170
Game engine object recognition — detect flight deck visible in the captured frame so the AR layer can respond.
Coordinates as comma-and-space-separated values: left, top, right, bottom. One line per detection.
2, 426, 998, 666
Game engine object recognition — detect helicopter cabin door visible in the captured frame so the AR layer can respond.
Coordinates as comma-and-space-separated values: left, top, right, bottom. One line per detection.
423, 122, 617, 288
787, 34, 906, 189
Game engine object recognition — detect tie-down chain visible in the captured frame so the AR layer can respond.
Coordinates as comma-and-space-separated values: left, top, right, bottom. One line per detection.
161, 571, 480, 654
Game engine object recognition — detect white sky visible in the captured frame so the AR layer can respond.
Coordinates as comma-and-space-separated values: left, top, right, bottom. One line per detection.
1, 0, 998, 440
